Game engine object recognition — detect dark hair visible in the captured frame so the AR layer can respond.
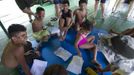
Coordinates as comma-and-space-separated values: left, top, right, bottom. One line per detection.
36, 7, 45, 13
43, 64, 68, 75
62, 0, 70, 6
79, 0, 87, 5
81, 19, 93, 31
8, 24, 26, 37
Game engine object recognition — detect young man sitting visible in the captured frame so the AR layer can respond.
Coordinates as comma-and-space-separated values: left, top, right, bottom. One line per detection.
1, 24, 32, 75
74, 0, 88, 31
32, 7, 50, 43
59, 0, 73, 41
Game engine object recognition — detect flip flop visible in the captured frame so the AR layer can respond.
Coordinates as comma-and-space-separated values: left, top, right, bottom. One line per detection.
51, 17, 58, 21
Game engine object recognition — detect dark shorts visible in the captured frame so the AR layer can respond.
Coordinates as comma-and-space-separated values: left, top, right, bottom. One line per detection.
61, 9, 72, 27
15, 0, 33, 10
96, 0, 106, 3
54, 0, 63, 4
124, 0, 132, 4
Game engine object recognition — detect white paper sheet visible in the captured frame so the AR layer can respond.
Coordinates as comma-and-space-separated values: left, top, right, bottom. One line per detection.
47, 26, 60, 35
54, 47, 72, 61
30, 59, 47, 75
67, 56, 84, 74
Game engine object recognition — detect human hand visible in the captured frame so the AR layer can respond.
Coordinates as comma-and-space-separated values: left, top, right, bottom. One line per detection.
24, 50, 32, 55
35, 50, 40, 56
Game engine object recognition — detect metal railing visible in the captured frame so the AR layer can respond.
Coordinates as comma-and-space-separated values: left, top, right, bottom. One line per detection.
0, 21, 9, 39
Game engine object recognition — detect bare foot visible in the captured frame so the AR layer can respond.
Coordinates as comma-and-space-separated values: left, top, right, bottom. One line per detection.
59, 36, 65, 41
91, 60, 101, 68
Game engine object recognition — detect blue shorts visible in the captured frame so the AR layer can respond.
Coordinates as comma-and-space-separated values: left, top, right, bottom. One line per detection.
54, 0, 63, 4
124, 0, 132, 4
96, 0, 106, 3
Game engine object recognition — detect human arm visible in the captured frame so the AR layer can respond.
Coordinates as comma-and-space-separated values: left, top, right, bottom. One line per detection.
74, 32, 82, 56
15, 47, 32, 75
32, 22, 36, 32
65, 11, 74, 30
67, 10, 74, 29
121, 28, 134, 35
75, 10, 83, 25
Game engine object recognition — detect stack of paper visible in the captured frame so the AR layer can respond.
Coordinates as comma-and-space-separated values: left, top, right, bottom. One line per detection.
30, 59, 48, 75
67, 56, 84, 74
54, 47, 72, 61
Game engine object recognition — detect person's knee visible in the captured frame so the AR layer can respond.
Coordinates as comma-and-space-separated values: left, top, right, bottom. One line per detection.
66, 17, 72, 23
92, 44, 97, 50
60, 18, 65, 22
66, 17, 71, 20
